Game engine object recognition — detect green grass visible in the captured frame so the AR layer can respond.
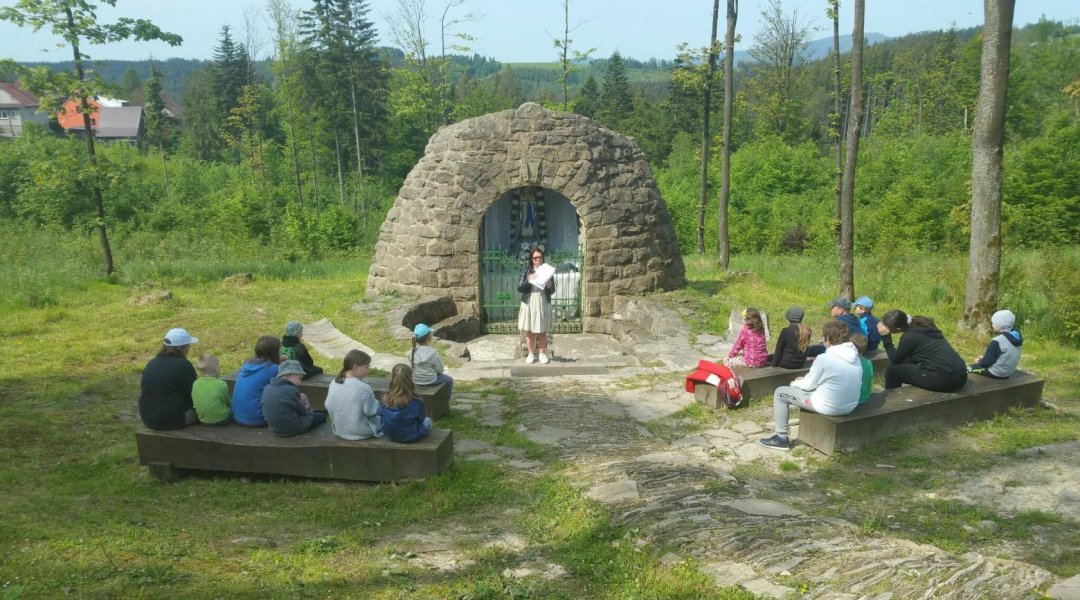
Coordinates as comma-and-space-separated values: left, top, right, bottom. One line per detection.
3, 245, 1079, 594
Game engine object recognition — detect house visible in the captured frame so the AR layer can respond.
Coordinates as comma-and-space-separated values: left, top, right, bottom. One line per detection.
57, 95, 126, 130
0, 82, 48, 138
60, 96, 144, 144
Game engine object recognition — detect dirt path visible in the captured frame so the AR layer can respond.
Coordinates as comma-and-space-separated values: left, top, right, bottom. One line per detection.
454, 376, 1061, 599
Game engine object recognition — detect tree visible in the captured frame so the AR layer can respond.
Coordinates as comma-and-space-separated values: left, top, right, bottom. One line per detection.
573, 75, 600, 118
142, 64, 171, 196
696, 0, 720, 255
0, 0, 181, 276
746, 0, 813, 138
838, 0, 864, 298
963, 0, 1016, 331
553, 0, 595, 111
599, 52, 633, 128
827, 0, 842, 247
120, 65, 141, 95
718, 0, 738, 268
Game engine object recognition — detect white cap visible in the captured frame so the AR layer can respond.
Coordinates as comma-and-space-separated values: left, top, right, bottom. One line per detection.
163, 327, 198, 347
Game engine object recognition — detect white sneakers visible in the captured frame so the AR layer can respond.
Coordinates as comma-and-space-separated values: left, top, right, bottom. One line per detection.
525, 354, 535, 364
538, 352, 550, 364
524, 353, 551, 365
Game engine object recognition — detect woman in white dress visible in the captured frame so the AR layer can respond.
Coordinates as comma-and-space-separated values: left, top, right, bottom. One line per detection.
517, 247, 555, 364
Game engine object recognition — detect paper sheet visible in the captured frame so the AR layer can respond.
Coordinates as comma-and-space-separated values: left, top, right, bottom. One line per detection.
531, 263, 555, 290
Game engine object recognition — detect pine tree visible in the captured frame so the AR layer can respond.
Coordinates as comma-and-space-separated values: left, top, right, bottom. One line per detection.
573, 75, 600, 119
599, 52, 633, 128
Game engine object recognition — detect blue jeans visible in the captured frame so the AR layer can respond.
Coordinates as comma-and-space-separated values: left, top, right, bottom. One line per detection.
433, 373, 454, 398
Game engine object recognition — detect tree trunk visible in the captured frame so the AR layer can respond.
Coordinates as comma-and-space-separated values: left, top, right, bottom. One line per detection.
561, 0, 570, 111
697, 0, 720, 255
333, 129, 345, 203
288, 120, 303, 209
838, 0, 864, 299
963, 0, 1015, 332
349, 72, 365, 222
832, 1, 842, 247
67, 7, 113, 276
718, 0, 738, 269
159, 143, 170, 198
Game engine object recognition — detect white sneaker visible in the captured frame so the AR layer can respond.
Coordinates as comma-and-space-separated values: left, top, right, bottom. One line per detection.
525, 354, 535, 364
538, 352, 549, 364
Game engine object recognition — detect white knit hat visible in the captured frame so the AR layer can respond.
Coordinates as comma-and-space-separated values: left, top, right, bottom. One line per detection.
991, 310, 1016, 332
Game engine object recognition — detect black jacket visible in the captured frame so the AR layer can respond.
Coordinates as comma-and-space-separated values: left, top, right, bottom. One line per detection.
518, 263, 555, 304
882, 325, 967, 377
770, 324, 808, 369
282, 336, 324, 379
138, 354, 197, 430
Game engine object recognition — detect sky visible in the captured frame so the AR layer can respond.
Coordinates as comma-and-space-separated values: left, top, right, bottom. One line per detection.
0, 0, 1077, 64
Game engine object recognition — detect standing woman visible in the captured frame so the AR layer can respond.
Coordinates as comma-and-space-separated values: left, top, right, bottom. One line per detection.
517, 246, 555, 364
876, 310, 968, 392
139, 327, 199, 430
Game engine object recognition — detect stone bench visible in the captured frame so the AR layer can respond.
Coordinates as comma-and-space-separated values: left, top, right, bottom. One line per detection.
695, 350, 889, 409
136, 423, 453, 482
224, 373, 450, 419
797, 370, 1045, 455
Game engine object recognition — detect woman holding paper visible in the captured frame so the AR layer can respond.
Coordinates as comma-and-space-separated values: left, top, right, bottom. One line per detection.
517, 247, 556, 364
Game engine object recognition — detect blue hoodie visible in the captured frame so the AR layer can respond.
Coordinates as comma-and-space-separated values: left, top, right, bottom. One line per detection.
230, 359, 278, 426
971, 329, 1023, 378
378, 398, 429, 443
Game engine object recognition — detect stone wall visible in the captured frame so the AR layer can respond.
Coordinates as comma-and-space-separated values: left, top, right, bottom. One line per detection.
367, 102, 686, 335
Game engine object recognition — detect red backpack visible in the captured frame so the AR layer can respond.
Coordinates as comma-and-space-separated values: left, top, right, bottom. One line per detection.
686, 360, 745, 408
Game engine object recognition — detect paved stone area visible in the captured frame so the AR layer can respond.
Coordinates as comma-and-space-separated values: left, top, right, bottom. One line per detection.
436, 374, 1061, 599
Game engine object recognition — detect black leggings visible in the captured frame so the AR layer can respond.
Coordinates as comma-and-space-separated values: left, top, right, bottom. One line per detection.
885, 363, 968, 392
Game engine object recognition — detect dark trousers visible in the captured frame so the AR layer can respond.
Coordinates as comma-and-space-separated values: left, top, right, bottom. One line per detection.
884, 363, 967, 392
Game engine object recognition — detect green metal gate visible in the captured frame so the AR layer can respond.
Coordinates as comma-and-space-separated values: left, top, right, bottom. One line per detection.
480, 248, 583, 334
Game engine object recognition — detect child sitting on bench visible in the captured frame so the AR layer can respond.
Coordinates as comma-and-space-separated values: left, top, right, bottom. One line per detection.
262, 360, 327, 437
968, 309, 1022, 378
726, 307, 768, 368
192, 354, 232, 425
379, 364, 432, 443
281, 321, 324, 379
760, 320, 862, 451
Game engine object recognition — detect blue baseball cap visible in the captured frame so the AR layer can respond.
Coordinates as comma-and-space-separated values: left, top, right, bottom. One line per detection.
413, 323, 432, 339
854, 296, 874, 310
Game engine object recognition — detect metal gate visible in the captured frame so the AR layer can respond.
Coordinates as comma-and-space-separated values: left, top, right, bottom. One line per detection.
480, 248, 583, 334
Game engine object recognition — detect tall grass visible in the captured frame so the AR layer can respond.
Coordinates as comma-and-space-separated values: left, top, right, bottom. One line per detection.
683, 247, 1080, 344
0, 225, 369, 311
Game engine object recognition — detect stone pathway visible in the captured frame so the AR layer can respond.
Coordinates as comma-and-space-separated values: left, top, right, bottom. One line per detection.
440, 376, 1060, 599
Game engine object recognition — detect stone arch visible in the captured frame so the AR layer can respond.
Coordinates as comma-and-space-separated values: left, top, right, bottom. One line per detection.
367, 102, 685, 335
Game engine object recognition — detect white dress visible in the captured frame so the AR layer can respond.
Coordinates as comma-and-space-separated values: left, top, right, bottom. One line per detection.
518, 290, 553, 334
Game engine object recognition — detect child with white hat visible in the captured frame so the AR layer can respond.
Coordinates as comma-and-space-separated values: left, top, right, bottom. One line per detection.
968, 310, 1023, 378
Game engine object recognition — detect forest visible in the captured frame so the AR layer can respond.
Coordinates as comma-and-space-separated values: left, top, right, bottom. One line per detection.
0, 2, 1077, 298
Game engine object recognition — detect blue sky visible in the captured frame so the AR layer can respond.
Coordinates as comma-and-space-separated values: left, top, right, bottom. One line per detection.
1, 0, 1076, 63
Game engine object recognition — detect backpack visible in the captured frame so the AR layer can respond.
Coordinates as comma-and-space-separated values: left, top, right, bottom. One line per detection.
686, 360, 745, 409
715, 366, 745, 408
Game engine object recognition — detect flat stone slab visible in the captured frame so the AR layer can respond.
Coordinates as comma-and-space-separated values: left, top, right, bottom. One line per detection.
671, 435, 711, 448
136, 424, 453, 482
702, 428, 744, 441
742, 577, 796, 599
732, 421, 763, 435
522, 425, 577, 445
509, 364, 612, 377
455, 438, 493, 453
799, 370, 1045, 455
723, 499, 805, 517
585, 480, 640, 504
1048, 574, 1080, 600
702, 561, 758, 585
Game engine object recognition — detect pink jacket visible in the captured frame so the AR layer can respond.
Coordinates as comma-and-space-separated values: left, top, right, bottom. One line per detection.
729, 326, 768, 367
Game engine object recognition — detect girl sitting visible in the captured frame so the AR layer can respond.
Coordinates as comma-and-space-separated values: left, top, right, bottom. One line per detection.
726, 307, 769, 368
769, 307, 811, 369
230, 335, 283, 426
410, 323, 453, 398
325, 350, 383, 440
378, 364, 432, 443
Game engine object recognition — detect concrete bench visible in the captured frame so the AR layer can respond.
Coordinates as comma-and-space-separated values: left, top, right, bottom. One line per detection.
695, 350, 890, 409
136, 423, 453, 482
797, 370, 1045, 455
223, 373, 450, 419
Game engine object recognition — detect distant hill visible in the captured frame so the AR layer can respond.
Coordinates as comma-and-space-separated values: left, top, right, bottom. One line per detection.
732, 32, 889, 64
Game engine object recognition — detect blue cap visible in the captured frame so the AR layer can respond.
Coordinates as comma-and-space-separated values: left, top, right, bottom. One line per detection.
854, 295, 874, 310
413, 323, 432, 339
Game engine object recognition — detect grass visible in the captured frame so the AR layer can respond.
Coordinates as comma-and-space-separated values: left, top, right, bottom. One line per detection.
2, 245, 1079, 594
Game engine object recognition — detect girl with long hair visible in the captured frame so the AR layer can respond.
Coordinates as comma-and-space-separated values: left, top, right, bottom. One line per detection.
325, 349, 383, 440
378, 364, 432, 443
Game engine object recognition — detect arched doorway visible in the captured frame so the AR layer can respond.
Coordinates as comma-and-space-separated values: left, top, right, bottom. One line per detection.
479, 186, 583, 334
